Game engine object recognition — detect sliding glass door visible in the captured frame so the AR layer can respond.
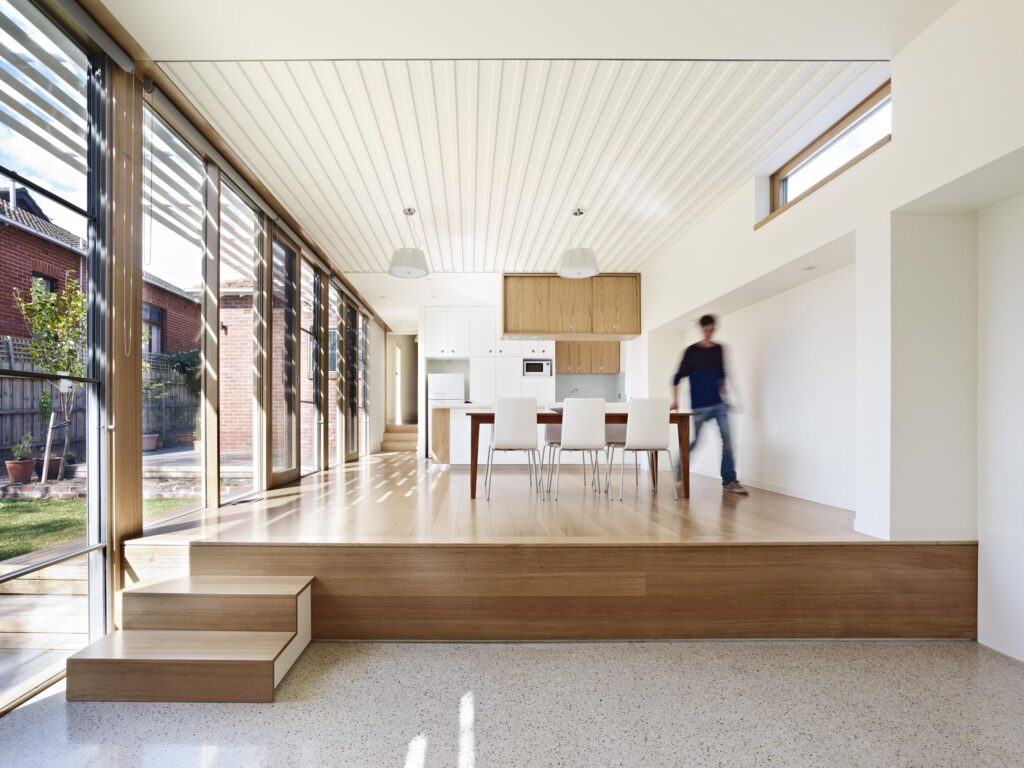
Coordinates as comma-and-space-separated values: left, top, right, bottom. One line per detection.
0, 0, 106, 711
343, 300, 369, 461
327, 282, 343, 467
299, 258, 319, 475
270, 235, 299, 484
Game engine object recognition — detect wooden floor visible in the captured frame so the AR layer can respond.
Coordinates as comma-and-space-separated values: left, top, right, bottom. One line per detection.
121, 453, 977, 641
135, 452, 873, 546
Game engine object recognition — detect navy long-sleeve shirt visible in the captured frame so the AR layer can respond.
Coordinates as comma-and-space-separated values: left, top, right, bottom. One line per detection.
673, 343, 726, 409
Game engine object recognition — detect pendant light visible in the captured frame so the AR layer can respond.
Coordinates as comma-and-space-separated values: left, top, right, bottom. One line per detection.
558, 207, 598, 279
389, 208, 429, 279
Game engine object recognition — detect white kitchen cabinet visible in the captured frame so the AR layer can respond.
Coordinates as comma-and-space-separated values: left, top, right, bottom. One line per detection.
447, 307, 470, 356
494, 357, 523, 399
520, 340, 553, 358
469, 307, 497, 356
495, 339, 522, 357
423, 306, 448, 357
521, 375, 555, 406
469, 357, 495, 404
423, 306, 473, 357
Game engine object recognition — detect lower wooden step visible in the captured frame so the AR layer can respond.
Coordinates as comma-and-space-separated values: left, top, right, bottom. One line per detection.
385, 424, 418, 434
66, 629, 302, 702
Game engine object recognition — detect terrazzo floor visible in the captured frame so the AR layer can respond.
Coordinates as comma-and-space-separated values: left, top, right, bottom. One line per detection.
2, 640, 1023, 768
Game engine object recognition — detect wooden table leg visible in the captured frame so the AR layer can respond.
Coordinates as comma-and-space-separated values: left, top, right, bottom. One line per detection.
678, 418, 690, 498
470, 417, 479, 500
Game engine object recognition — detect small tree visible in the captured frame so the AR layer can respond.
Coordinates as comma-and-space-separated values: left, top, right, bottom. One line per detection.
14, 272, 87, 481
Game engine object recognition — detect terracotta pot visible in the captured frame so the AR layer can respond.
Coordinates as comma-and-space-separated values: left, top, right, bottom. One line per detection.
5, 459, 35, 484
142, 433, 159, 452
35, 457, 63, 480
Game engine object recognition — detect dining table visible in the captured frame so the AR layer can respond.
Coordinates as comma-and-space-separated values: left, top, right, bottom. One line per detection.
467, 409, 692, 499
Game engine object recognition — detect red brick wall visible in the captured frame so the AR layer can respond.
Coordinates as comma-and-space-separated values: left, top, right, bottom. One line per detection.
142, 282, 201, 354
0, 226, 84, 337
219, 292, 254, 452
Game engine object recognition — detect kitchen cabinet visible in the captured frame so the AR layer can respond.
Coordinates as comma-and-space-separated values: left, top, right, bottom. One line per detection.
555, 341, 619, 374
591, 275, 640, 335
501, 273, 639, 338
495, 339, 522, 357
422, 306, 471, 357
469, 307, 497, 356
469, 357, 496, 404
494, 357, 524, 399
503, 276, 549, 334
522, 374, 555, 405
548, 277, 592, 333
520, 340, 553, 357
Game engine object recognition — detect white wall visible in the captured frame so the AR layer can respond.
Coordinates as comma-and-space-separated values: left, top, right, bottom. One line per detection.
632, 0, 1024, 540
683, 266, 856, 508
367, 320, 386, 453
889, 212, 978, 539
977, 192, 1024, 661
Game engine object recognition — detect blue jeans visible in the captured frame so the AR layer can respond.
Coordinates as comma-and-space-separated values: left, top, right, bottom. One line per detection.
691, 403, 737, 486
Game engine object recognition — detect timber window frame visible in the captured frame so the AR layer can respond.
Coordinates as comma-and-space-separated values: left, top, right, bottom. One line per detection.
763, 80, 892, 225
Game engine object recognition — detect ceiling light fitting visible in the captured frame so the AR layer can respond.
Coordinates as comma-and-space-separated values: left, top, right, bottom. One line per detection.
389, 208, 429, 279
558, 208, 599, 279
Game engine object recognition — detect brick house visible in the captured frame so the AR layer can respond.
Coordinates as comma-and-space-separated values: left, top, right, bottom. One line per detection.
0, 188, 265, 461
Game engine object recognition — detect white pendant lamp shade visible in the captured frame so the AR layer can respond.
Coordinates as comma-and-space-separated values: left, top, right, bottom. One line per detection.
389, 246, 429, 279
558, 247, 598, 279
390, 207, 429, 278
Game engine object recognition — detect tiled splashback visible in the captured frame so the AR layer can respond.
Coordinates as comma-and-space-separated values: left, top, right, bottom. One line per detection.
555, 373, 625, 403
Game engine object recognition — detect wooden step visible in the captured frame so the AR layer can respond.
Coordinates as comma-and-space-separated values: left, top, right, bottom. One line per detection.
385, 423, 417, 433
122, 575, 312, 632
66, 630, 296, 702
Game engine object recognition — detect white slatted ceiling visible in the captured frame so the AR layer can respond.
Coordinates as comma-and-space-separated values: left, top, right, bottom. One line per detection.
161, 59, 889, 275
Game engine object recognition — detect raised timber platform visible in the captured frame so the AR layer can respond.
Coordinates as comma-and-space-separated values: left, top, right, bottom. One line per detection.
121, 456, 978, 641
121, 541, 978, 641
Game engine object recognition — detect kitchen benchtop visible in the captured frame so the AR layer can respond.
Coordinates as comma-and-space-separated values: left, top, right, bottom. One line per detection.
431, 402, 627, 411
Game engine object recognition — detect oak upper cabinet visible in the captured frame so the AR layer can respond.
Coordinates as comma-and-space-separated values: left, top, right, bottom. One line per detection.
548, 277, 592, 334
469, 307, 497, 356
504, 276, 550, 335
592, 276, 640, 335
555, 341, 592, 374
555, 341, 619, 373
502, 274, 639, 338
594, 341, 620, 374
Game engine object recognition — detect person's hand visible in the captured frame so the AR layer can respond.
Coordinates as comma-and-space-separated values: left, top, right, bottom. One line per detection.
669, 401, 678, 411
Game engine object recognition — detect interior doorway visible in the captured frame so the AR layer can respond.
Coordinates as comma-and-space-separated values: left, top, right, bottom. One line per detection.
386, 333, 418, 426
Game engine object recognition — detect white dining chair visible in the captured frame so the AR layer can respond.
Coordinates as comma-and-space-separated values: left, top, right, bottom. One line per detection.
486, 398, 542, 501
604, 423, 636, 493
552, 398, 607, 500
618, 398, 678, 501
540, 423, 562, 493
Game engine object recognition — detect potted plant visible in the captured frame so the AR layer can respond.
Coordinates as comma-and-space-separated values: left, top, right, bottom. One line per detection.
62, 449, 78, 479
35, 454, 63, 481
142, 432, 159, 452
5, 434, 35, 484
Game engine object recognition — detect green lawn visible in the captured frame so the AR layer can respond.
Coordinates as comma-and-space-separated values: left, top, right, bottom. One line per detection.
0, 496, 200, 562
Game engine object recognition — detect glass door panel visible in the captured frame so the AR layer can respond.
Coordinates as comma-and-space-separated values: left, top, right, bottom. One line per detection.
270, 236, 298, 480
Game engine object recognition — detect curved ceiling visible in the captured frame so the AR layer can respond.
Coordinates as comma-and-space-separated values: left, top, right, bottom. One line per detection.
162, 58, 889, 275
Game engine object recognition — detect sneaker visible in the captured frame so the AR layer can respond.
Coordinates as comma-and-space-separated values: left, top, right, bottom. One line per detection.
723, 481, 749, 494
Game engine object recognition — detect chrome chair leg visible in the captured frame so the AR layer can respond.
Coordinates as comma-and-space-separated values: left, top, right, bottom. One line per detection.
554, 447, 564, 501
660, 448, 678, 500
485, 445, 495, 500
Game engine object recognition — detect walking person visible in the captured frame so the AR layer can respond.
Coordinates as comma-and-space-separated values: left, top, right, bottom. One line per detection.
670, 314, 748, 494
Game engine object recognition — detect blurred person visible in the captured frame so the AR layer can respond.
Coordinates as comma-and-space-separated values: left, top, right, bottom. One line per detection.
670, 314, 748, 494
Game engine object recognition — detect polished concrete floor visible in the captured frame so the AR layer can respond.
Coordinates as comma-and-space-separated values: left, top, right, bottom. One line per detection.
2, 640, 1022, 767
